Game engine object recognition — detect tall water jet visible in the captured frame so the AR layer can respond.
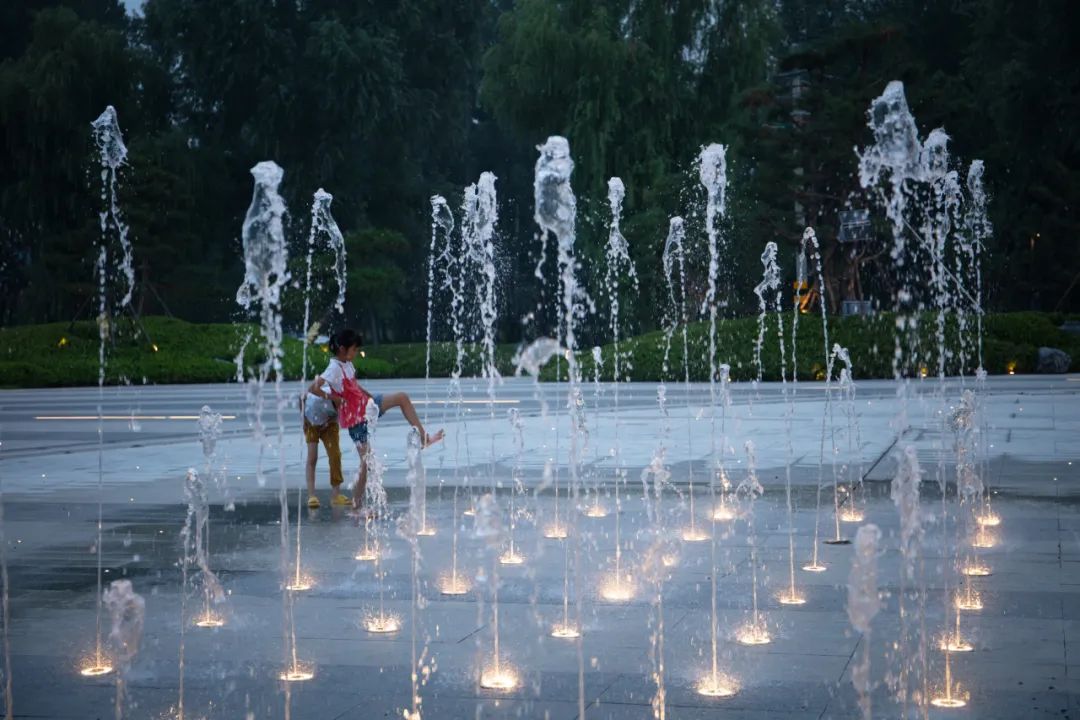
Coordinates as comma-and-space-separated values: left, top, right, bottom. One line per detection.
698, 144, 728, 530
799, 228, 842, 564
847, 524, 882, 720
184, 468, 224, 631
514, 339, 578, 637
640, 452, 677, 718
81, 106, 135, 679
857, 81, 926, 427
585, 346, 607, 519
946, 391, 981, 653
699, 360, 738, 697
294, 190, 346, 590
462, 173, 499, 516
660, 217, 703, 540
736, 441, 768, 645
402, 427, 430, 720
751, 241, 802, 606
500, 408, 526, 566
235, 161, 308, 684
357, 403, 397, 635
833, 346, 865, 525
475, 493, 517, 691
194, 407, 226, 627
890, 445, 929, 715
300, 189, 346, 384
103, 580, 144, 720
534, 136, 587, 717
424, 195, 455, 537
603, 176, 639, 521
964, 162, 997, 527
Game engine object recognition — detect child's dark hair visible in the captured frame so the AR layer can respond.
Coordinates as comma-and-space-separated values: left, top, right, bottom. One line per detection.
329, 328, 363, 355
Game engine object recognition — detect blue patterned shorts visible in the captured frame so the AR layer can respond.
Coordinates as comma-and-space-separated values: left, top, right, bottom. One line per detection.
347, 394, 384, 444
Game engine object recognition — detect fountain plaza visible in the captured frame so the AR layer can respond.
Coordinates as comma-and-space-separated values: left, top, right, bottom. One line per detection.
0, 373, 1077, 719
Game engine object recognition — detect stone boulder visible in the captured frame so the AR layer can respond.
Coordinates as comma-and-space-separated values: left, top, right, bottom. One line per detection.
1036, 347, 1072, 373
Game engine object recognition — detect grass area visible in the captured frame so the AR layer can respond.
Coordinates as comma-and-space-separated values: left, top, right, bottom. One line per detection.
0, 313, 1076, 388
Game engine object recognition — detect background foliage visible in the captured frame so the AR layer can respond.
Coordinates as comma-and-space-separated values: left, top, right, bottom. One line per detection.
2, 0, 1078, 348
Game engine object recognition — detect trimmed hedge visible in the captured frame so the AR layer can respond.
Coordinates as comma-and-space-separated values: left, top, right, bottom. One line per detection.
0, 313, 1076, 388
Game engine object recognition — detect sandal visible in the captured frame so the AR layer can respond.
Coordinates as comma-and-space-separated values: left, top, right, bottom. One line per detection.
307, 495, 321, 509
331, 493, 351, 506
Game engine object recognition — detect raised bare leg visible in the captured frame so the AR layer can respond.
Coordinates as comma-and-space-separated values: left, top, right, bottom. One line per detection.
379, 392, 444, 446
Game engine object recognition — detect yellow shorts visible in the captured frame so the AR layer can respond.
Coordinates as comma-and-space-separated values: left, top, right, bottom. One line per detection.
303, 418, 344, 487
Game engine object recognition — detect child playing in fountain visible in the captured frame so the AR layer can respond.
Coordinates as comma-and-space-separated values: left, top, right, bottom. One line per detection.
301, 329, 353, 509
304, 328, 444, 512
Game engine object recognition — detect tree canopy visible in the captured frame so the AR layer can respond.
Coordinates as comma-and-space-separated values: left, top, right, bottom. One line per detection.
1, 0, 1077, 343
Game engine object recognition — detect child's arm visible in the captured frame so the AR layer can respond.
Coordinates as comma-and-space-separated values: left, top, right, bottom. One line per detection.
307, 377, 342, 408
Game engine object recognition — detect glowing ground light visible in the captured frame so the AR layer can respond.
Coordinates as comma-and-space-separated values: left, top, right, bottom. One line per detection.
662, 554, 680, 568
777, 592, 806, 606
543, 524, 568, 539
681, 527, 710, 542
194, 612, 225, 628
931, 697, 967, 708
941, 636, 974, 653
956, 592, 983, 611
416, 526, 436, 537
696, 675, 737, 698
286, 578, 313, 592
712, 505, 737, 521
79, 663, 114, 677
364, 614, 401, 634
462, 508, 476, 517
961, 564, 991, 577
737, 623, 771, 645
550, 623, 581, 639
498, 550, 525, 566
977, 512, 1001, 527
840, 510, 864, 523
354, 548, 379, 562
440, 576, 470, 596
479, 665, 519, 691
802, 563, 827, 573
584, 505, 608, 518
280, 666, 315, 682
599, 577, 635, 602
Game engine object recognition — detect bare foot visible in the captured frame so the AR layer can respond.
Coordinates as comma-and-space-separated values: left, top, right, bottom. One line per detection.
423, 429, 445, 448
